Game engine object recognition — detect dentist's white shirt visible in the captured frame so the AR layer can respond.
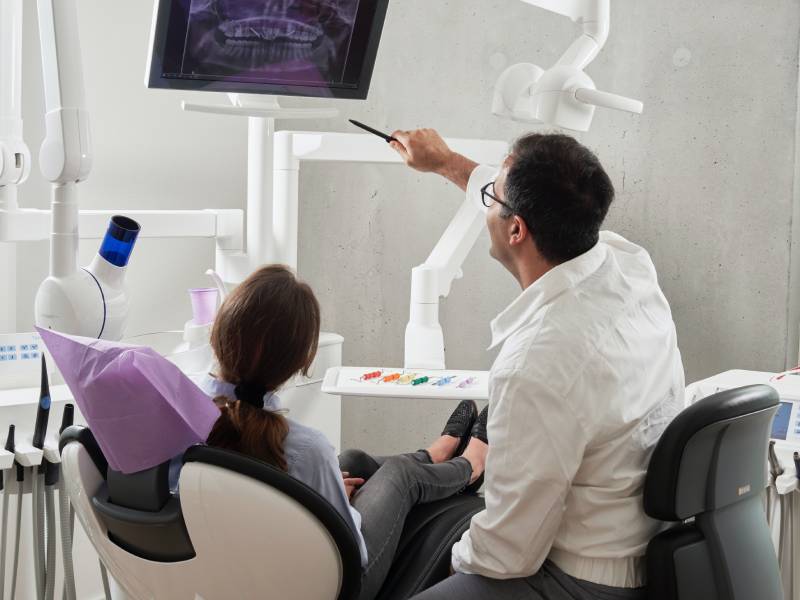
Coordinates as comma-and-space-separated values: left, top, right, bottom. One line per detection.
451, 166, 685, 588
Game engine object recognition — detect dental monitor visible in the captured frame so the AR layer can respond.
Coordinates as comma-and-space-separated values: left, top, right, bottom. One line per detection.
146, 0, 390, 99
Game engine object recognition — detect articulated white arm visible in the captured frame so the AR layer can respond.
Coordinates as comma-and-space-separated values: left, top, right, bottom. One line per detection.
521, 0, 609, 70
0, 0, 31, 191
37, 0, 92, 184
494, 0, 640, 131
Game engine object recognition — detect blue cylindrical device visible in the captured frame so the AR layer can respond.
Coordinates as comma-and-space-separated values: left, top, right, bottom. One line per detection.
99, 215, 140, 267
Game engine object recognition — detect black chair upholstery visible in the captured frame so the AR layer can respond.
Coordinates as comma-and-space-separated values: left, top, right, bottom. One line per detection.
644, 384, 783, 600
378, 494, 485, 600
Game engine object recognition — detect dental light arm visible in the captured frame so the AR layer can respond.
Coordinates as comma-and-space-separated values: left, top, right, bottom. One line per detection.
404, 196, 486, 370
0, 1, 31, 193
33, 0, 140, 340
494, 0, 642, 131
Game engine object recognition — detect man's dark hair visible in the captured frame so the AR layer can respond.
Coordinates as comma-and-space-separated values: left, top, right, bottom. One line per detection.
503, 133, 614, 264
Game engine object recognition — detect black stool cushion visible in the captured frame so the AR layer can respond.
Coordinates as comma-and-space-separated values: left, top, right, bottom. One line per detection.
377, 494, 485, 600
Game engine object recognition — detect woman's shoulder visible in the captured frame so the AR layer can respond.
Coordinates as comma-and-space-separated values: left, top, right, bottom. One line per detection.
283, 418, 336, 460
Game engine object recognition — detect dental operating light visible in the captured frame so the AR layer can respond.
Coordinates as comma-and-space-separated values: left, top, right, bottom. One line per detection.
494, 0, 643, 131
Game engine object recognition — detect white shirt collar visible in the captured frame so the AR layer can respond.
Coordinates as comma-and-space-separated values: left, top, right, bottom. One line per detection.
489, 241, 608, 350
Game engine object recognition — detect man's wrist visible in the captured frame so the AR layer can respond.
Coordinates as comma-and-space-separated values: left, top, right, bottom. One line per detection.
437, 152, 479, 192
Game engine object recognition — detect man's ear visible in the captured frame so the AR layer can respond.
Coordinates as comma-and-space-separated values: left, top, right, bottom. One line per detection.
509, 215, 529, 247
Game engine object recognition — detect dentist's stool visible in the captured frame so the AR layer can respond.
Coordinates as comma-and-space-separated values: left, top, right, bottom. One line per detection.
643, 384, 783, 600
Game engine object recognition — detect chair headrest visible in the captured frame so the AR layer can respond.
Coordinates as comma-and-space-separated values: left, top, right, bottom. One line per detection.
644, 384, 779, 521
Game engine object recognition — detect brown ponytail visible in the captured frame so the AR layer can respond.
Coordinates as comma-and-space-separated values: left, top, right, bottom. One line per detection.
205, 265, 321, 471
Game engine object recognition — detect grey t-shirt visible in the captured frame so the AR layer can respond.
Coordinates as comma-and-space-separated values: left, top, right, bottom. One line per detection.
172, 374, 369, 567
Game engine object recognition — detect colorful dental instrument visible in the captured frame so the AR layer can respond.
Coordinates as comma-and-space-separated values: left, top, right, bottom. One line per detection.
362, 370, 383, 380
435, 376, 456, 386
383, 373, 402, 382
411, 376, 430, 386
397, 374, 417, 385
457, 377, 477, 388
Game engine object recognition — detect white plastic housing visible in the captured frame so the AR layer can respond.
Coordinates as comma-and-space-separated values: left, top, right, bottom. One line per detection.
495, 0, 642, 131
0, 0, 31, 187
35, 252, 132, 341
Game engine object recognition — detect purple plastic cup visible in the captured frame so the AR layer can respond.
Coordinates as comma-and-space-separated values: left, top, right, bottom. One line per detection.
188, 288, 219, 326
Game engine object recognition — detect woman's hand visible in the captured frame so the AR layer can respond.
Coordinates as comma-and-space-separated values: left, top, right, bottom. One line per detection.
342, 472, 365, 499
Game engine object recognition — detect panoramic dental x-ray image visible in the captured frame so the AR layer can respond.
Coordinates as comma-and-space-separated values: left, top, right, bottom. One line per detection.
184, 0, 359, 84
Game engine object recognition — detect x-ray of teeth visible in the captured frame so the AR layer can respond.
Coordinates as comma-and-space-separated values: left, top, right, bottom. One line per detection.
182, 0, 359, 84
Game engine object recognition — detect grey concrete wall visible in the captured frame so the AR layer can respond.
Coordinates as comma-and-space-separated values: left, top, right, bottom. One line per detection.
11, 1, 800, 455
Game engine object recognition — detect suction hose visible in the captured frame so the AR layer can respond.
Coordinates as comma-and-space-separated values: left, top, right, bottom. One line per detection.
32, 474, 46, 599
44, 484, 57, 600
59, 484, 76, 600
9, 464, 23, 600
59, 405, 76, 600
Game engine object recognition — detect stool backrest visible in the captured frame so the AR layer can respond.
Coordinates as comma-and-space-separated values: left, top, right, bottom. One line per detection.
644, 384, 783, 600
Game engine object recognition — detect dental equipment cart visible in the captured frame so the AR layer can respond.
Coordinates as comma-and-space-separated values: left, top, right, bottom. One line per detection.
687, 369, 800, 600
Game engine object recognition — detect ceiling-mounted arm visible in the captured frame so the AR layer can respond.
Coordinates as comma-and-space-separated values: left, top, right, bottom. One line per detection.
520, 0, 609, 71
494, 0, 641, 132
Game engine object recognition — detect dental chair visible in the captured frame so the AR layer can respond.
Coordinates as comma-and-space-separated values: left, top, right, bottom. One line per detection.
59, 427, 483, 600
644, 384, 784, 600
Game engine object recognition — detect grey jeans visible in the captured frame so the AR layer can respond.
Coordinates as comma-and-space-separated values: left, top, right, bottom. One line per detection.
339, 449, 473, 600
410, 560, 647, 600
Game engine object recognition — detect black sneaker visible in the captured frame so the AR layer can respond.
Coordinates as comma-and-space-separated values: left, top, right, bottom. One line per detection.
441, 400, 478, 458
463, 406, 488, 495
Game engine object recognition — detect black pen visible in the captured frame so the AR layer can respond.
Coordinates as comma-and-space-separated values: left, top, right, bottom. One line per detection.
349, 119, 398, 143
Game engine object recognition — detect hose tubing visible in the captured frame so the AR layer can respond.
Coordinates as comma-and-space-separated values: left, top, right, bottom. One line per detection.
59, 479, 76, 600
10, 480, 22, 600
44, 485, 57, 600
0, 486, 9, 600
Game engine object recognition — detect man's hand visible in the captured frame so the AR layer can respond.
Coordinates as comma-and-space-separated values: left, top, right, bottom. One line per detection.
389, 129, 454, 174
389, 128, 478, 192
342, 472, 365, 499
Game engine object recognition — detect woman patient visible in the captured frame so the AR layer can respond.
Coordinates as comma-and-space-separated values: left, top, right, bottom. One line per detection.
200, 264, 488, 600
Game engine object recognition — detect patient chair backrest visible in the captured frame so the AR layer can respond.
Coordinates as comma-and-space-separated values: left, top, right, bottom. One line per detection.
60, 427, 362, 600
644, 384, 782, 600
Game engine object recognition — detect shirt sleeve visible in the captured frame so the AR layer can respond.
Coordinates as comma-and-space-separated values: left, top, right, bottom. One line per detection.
451, 368, 589, 578
300, 432, 370, 567
466, 164, 498, 214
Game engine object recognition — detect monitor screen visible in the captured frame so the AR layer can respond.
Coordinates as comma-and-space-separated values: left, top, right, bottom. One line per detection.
147, 0, 389, 99
771, 401, 793, 441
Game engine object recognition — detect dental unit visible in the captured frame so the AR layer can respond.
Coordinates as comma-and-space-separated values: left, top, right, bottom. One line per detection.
0, 0, 650, 597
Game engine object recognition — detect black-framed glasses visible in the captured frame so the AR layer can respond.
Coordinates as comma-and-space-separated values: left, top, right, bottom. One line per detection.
481, 181, 513, 212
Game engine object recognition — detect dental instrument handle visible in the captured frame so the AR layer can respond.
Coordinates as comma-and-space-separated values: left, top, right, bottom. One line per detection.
60, 403, 75, 434
794, 452, 800, 480
348, 119, 398, 143
32, 354, 51, 450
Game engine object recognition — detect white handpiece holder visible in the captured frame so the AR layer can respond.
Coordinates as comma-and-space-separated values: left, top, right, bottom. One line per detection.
14, 441, 44, 468
42, 436, 60, 464
0, 448, 14, 471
